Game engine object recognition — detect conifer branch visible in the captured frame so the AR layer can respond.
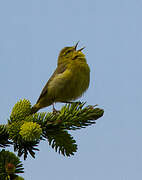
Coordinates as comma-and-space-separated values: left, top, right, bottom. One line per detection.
0, 99, 104, 160
0, 149, 24, 179
0, 125, 12, 148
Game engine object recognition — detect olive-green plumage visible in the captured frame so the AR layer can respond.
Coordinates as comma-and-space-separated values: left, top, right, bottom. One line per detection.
31, 42, 90, 113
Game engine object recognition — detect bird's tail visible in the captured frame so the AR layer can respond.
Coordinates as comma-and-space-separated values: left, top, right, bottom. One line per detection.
31, 104, 40, 114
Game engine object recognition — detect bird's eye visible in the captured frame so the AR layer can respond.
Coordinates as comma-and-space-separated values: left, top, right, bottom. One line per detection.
65, 50, 72, 55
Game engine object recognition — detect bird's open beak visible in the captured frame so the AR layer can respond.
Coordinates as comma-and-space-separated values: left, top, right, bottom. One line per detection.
77, 47, 85, 51
74, 41, 79, 50
74, 41, 85, 51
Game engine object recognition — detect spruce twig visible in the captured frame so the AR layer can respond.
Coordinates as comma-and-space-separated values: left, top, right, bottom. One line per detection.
0, 99, 104, 160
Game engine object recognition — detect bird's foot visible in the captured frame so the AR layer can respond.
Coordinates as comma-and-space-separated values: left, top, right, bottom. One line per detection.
52, 104, 60, 115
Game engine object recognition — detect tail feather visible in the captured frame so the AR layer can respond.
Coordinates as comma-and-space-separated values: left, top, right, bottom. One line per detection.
31, 104, 40, 114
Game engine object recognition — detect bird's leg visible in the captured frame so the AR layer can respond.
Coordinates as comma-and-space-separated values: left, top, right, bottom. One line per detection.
52, 103, 60, 114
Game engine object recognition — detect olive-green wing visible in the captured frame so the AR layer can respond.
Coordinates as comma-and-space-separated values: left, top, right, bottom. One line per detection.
36, 64, 67, 103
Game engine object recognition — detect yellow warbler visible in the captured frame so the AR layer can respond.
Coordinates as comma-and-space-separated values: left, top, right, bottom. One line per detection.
31, 42, 90, 113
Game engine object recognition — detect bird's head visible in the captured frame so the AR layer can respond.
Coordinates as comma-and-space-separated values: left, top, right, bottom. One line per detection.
57, 42, 86, 65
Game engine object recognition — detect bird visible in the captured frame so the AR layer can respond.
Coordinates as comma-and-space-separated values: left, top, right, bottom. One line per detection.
31, 42, 90, 114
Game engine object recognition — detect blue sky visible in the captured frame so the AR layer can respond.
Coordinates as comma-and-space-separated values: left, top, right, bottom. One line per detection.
0, 0, 142, 179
